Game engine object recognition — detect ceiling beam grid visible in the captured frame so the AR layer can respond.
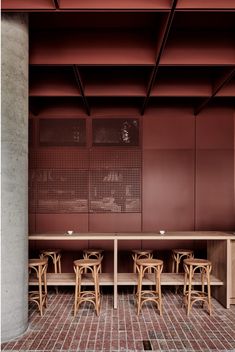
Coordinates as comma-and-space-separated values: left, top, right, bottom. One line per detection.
141, 0, 178, 115
73, 65, 91, 116
194, 67, 235, 116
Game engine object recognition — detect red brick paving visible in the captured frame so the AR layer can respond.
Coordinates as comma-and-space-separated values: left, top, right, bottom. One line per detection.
1, 288, 235, 351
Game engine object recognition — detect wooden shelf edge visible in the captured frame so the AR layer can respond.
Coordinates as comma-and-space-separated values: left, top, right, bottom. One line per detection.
29, 272, 223, 286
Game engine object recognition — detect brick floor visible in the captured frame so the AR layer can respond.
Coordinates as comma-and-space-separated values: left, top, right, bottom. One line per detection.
1, 288, 235, 351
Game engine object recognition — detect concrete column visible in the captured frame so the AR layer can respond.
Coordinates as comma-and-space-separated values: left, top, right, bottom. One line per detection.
1, 13, 29, 342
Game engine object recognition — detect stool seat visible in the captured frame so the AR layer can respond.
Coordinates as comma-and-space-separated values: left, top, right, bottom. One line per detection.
184, 258, 211, 266
73, 258, 101, 316
28, 258, 48, 316
74, 258, 101, 267
29, 258, 48, 267
83, 249, 104, 254
172, 249, 194, 255
40, 249, 61, 255
136, 258, 163, 266
136, 258, 163, 315
132, 249, 153, 255
183, 258, 212, 316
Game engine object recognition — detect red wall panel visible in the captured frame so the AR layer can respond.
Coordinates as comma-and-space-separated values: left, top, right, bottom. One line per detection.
35, 213, 89, 233
196, 108, 234, 150
143, 107, 194, 150
196, 150, 234, 230
142, 150, 195, 231
196, 109, 235, 230
89, 213, 141, 232
142, 108, 195, 231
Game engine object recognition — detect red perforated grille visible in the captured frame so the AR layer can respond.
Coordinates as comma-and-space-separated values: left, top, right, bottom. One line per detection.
29, 133, 141, 214
30, 148, 89, 169
29, 169, 89, 213
90, 148, 141, 169
29, 169, 37, 213
90, 168, 141, 213
29, 150, 37, 169
29, 119, 34, 147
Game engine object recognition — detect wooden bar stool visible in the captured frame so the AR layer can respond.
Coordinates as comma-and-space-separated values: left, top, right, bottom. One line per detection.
172, 249, 194, 273
132, 249, 153, 273
172, 249, 194, 293
40, 249, 62, 274
136, 258, 163, 316
40, 249, 62, 293
28, 258, 48, 316
183, 258, 212, 316
83, 249, 104, 273
73, 258, 101, 317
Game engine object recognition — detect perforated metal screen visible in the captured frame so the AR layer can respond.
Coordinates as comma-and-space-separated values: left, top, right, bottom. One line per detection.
30, 149, 89, 169
29, 119, 141, 214
90, 148, 141, 169
90, 168, 141, 213
29, 169, 89, 213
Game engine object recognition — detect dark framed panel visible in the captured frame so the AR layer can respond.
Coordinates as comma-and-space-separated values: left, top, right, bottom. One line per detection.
92, 118, 139, 146
39, 118, 86, 146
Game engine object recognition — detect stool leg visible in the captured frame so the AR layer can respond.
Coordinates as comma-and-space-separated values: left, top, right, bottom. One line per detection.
43, 265, 47, 308
201, 268, 205, 308
175, 254, 180, 294
99, 255, 102, 274
53, 254, 59, 294
207, 267, 212, 315
38, 266, 43, 317
187, 266, 192, 316
137, 266, 143, 315
182, 269, 187, 308
183, 267, 187, 296
172, 254, 175, 272
147, 254, 152, 274
175, 255, 179, 274
58, 255, 62, 273
156, 268, 162, 316
53, 254, 57, 274
74, 268, 78, 317
94, 266, 100, 316
133, 254, 137, 273
83, 253, 88, 273
132, 254, 137, 294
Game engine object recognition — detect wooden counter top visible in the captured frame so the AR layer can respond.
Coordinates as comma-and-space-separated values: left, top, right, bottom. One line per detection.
29, 231, 234, 240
